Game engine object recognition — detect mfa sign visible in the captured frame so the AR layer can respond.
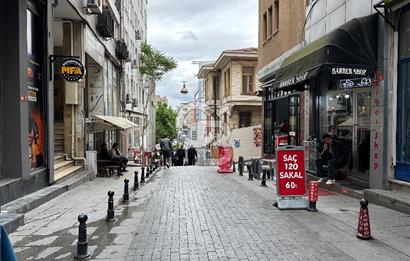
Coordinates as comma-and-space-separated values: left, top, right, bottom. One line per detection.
60, 59, 85, 81
276, 147, 306, 197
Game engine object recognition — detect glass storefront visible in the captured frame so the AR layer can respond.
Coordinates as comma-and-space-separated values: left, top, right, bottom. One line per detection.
27, 2, 47, 170
396, 8, 410, 182
319, 88, 371, 180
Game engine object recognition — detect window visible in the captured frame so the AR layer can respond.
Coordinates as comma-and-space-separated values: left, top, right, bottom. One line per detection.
273, 0, 279, 32
267, 6, 273, 36
212, 75, 220, 100
239, 111, 252, 128
263, 12, 268, 41
242, 66, 254, 94
224, 68, 231, 97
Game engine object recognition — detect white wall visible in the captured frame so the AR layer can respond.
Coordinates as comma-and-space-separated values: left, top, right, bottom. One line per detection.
228, 125, 262, 161
305, 0, 379, 44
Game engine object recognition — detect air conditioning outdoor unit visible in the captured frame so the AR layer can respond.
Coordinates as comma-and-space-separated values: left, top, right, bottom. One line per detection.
82, 0, 102, 15
135, 30, 141, 40
132, 98, 137, 107
132, 59, 138, 69
126, 94, 131, 104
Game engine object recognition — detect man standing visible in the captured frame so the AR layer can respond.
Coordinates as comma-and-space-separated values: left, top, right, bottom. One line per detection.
160, 137, 171, 168
187, 146, 197, 166
316, 134, 348, 185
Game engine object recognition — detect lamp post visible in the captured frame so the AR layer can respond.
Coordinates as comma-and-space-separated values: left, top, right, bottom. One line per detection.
180, 81, 188, 95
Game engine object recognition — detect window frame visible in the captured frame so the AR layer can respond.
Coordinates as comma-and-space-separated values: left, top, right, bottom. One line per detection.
224, 68, 231, 97
241, 66, 255, 95
273, 0, 279, 33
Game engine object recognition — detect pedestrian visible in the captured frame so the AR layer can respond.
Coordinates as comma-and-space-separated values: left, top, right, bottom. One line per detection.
160, 137, 172, 168
187, 145, 197, 166
111, 143, 128, 172
176, 146, 186, 166
315, 134, 348, 185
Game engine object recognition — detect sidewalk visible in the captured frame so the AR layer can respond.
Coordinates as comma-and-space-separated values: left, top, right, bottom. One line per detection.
9, 166, 162, 260
226, 168, 410, 260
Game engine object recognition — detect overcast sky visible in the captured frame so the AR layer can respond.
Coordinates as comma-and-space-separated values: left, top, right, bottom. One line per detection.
147, 0, 258, 108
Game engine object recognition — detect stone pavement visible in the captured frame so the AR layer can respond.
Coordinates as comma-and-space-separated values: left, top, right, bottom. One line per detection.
125, 166, 409, 261
9, 166, 159, 260
9, 166, 410, 260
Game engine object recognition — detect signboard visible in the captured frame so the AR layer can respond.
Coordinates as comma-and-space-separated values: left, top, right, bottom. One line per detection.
218, 146, 233, 173
339, 77, 372, 89
275, 134, 288, 149
60, 58, 85, 82
233, 138, 240, 148
253, 128, 262, 147
276, 147, 306, 197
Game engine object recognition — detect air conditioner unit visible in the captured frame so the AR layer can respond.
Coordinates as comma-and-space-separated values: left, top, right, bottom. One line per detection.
126, 93, 131, 104
82, 0, 102, 15
132, 98, 137, 107
135, 30, 141, 40
132, 59, 138, 69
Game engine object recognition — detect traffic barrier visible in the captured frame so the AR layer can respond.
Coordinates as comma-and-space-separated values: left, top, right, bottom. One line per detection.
123, 179, 129, 202
261, 169, 267, 186
106, 191, 115, 222
75, 214, 90, 259
140, 167, 145, 183
356, 199, 372, 240
133, 171, 139, 191
146, 166, 150, 178
233, 161, 236, 172
307, 181, 319, 212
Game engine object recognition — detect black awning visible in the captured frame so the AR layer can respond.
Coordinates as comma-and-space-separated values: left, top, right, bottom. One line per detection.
273, 14, 378, 89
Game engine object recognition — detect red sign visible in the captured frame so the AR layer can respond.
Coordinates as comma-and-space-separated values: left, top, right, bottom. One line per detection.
276, 149, 306, 197
218, 146, 233, 173
275, 135, 288, 148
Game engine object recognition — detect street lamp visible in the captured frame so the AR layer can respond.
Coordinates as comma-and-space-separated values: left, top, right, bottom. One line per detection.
180, 81, 188, 95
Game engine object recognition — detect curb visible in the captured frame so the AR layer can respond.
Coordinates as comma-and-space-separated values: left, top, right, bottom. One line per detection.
0, 170, 92, 233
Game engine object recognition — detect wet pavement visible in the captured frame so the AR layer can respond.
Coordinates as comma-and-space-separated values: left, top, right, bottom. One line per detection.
9, 166, 410, 260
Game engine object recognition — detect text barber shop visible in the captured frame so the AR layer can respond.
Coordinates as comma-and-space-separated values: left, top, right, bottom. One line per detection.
263, 14, 379, 184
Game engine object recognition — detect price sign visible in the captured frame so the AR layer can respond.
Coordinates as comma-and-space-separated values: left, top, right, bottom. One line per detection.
276, 147, 306, 197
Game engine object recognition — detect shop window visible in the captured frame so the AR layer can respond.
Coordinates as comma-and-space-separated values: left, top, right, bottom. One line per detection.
239, 111, 252, 128
242, 66, 254, 95
27, 4, 46, 170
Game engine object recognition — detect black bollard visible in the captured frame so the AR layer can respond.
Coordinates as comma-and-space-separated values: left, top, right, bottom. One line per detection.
140, 167, 145, 183
75, 214, 90, 259
238, 156, 244, 176
123, 179, 129, 202
146, 166, 150, 178
247, 164, 253, 180
261, 169, 267, 186
106, 191, 116, 222
233, 161, 236, 172
133, 171, 139, 191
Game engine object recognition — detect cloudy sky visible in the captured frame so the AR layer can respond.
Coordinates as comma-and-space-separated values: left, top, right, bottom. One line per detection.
147, 0, 258, 108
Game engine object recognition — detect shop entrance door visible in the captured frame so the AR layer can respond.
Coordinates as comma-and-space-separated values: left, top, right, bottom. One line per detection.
351, 90, 371, 181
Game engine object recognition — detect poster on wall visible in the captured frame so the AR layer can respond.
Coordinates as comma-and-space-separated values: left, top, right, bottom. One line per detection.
233, 138, 240, 148
28, 59, 45, 170
253, 128, 262, 147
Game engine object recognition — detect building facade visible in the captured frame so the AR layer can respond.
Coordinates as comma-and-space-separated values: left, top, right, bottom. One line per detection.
198, 48, 262, 150
259, 0, 410, 193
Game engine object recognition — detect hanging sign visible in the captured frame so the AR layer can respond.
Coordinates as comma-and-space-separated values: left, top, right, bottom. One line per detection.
276, 146, 306, 197
60, 58, 85, 82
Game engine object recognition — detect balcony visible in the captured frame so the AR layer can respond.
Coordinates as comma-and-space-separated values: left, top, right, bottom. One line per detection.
96, 7, 114, 38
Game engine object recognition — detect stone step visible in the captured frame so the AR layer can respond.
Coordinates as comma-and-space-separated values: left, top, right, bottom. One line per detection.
54, 160, 74, 172
53, 154, 66, 163
54, 165, 84, 183
364, 189, 410, 215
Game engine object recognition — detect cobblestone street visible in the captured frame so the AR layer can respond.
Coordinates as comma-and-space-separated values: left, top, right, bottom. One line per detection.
125, 167, 409, 261
9, 166, 410, 260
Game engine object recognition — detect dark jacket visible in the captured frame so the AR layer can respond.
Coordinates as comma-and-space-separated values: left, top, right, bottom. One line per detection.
99, 148, 111, 160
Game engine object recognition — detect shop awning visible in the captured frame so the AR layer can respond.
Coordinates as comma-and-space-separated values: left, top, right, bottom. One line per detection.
90, 115, 138, 131
384, 0, 410, 10
273, 14, 378, 89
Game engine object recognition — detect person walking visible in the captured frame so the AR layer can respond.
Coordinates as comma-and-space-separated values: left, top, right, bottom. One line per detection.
160, 137, 171, 168
315, 134, 348, 185
187, 145, 197, 166
176, 146, 186, 166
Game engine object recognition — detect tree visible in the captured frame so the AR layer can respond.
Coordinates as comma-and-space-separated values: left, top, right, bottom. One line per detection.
156, 102, 177, 143
139, 42, 177, 158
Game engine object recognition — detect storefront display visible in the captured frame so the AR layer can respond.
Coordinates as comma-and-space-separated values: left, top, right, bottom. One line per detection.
27, 8, 46, 170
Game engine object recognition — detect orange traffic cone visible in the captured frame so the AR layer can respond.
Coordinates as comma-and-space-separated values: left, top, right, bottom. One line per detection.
356, 199, 372, 240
